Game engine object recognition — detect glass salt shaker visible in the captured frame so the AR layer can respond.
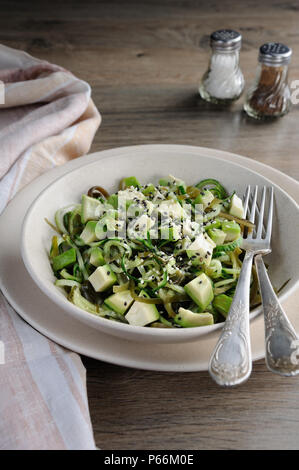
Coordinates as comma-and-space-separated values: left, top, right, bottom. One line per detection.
244, 42, 292, 119
199, 29, 244, 104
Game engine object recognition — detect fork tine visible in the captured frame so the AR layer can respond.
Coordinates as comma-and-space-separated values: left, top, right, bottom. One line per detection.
256, 186, 266, 238
265, 187, 274, 241
243, 185, 251, 218
249, 185, 258, 223
247, 185, 258, 239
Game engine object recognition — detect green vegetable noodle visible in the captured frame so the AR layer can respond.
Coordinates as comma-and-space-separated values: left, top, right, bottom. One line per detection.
47, 174, 257, 328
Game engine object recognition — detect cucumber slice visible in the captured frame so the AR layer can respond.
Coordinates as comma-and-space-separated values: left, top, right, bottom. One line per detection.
195, 179, 228, 199
221, 221, 241, 242
213, 236, 243, 254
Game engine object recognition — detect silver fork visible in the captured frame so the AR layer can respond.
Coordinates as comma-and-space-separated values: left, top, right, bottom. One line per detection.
209, 185, 262, 386
254, 188, 299, 376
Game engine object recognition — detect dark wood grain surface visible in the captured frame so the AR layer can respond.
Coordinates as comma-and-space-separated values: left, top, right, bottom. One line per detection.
2, 0, 299, 450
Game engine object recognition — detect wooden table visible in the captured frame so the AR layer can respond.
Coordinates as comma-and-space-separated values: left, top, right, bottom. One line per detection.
2, 0, 299, 450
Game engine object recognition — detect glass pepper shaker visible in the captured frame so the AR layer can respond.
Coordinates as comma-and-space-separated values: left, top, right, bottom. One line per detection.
199, 29, 245, 104
244, 42, 292, 119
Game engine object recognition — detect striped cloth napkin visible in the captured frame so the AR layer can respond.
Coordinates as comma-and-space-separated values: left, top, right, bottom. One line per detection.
0, 44, 101, 449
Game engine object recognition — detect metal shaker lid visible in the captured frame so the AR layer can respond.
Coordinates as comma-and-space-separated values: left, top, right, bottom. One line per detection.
259, 43, 292, 66
210, 29, 242, 51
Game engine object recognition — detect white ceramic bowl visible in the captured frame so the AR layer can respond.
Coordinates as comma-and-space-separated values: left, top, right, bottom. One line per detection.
21, 145, 299, 343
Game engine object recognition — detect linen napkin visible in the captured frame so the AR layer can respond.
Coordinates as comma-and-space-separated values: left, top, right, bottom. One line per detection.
0, 44, 101, 450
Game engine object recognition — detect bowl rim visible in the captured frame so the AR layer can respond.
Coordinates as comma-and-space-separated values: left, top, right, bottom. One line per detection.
21, 144, 299, 340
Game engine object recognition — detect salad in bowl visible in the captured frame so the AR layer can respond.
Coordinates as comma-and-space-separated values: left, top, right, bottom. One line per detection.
47, 175, 256, 329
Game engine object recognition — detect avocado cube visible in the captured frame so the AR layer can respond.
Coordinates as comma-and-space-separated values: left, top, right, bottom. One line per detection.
88, 264, 117, 292
121, 176, 141, 189
229, 194, 244, 218
142, 184, 156, 196
89, 247, 105, 267
104, 290, 134, 315
194, 189, 214, 209
159, 176, 186, 191
81, 194, 103, 223
158, 178, 169, 186
208, 228, 227, 246
174, 308, 214, 327
79, 221, 98, 244
125, 290, 159, 326
186, 233, 216, 266
184, 273, 214, 310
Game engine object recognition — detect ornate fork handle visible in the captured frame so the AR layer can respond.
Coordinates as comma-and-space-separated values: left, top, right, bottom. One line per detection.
255, 254, 299, 376
209, 251, 253, 386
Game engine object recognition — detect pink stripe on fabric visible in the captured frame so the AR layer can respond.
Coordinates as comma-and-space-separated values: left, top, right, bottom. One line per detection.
0, 295, 67, 450
0, 63, 66, 83
56, 357, 92, 429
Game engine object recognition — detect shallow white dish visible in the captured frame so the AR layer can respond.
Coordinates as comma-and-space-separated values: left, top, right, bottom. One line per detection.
21, 145, 299, 344
0, 145, 298, 371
